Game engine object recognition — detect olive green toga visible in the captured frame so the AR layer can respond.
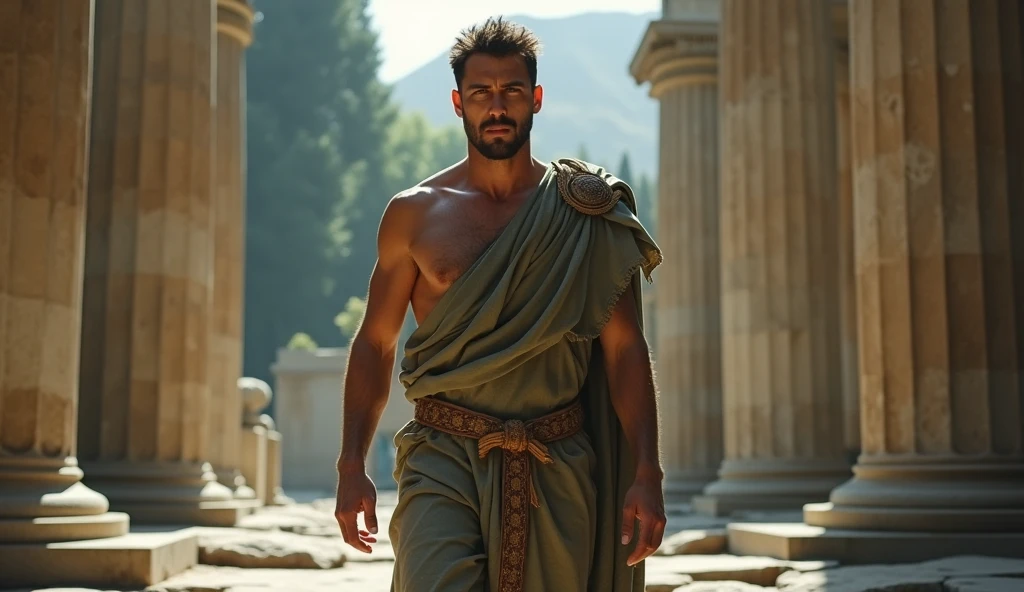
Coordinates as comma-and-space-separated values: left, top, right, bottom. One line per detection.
389, 159, 662, 592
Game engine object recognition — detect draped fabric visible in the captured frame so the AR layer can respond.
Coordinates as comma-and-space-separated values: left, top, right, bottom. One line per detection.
389, 160, 661, 592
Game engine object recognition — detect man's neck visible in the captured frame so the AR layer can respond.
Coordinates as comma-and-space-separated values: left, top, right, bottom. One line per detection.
465, 143, 542, 201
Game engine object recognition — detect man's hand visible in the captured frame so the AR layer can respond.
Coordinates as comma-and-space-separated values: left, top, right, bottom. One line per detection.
621, 471, 666, 566
334, 466, 379, 553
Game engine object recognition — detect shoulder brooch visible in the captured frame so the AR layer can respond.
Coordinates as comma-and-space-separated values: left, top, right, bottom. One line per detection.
552, 158, 620, 216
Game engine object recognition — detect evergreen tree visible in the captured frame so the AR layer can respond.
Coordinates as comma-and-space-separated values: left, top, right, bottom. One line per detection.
636, 173, 657, 239
617, 152, 634, 186
244, 0, 395, 384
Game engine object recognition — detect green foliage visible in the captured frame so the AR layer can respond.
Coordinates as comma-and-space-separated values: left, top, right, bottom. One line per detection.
286, 333, 319, 351
244, 0, 396, 383
617, 152, 634, 186
334, 296, 367, 340
636, 172, 657, 239
242, 0, 472, 383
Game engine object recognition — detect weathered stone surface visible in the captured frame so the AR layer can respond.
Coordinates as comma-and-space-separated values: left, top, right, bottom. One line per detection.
236, 500, 394, 547
146, 564, 398, 592
944, 578, 1024, 592
656, 528, 728, 556
236, 504, 342, 537
673, 582, 776, 592
776, 555, 1024, 592
646, 555, 834, 588
197, 528, 347, 569
645, 572, 694, 592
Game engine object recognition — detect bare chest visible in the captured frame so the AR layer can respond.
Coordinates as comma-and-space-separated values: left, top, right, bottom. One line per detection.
415, 205, 518, 287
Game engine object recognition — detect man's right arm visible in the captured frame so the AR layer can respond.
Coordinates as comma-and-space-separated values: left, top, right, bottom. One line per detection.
335, 194, 419, 553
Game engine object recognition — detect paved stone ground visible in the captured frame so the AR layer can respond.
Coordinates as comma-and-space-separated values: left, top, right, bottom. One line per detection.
16, 496, 1024, 592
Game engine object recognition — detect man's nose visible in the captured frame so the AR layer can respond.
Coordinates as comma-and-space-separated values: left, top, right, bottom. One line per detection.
488, 94, 507, 117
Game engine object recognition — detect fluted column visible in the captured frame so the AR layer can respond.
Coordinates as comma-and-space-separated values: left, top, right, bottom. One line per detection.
209, 0, 255, 499
833, 0, 859, 459
630, 10, 723, 501
806, 0, 1024, 532
77, 0, 243, 526
0, 0, 129, 543
694, 0, 850, 516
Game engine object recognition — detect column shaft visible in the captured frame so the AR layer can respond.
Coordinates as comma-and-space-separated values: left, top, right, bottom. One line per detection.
833, 1, 860, 457
807, 0, 1024, 531
0, 0, 128, 543
695, 0, 850, 516
210, 0, 254, 498
78, 0, 243, 526
633, 18, 724, 501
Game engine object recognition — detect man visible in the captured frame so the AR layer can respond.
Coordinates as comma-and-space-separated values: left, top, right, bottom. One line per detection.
335, 17, 665, 592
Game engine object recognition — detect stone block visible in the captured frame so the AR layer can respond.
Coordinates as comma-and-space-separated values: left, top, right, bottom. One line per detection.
656, 528, 728, 556
0, 530, 197, 589
728, 523, 1024, 564
775, 555, 1024, 592
644, 555, 834, 588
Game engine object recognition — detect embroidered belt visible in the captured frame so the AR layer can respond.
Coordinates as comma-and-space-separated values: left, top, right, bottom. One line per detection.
413, 396, 585, 592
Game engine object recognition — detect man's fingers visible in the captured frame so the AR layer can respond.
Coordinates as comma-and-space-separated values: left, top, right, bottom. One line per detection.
336, 511, 355, 543
651, 516, 667, 552
363, 496, 379, 535
627, 515, 653, 566
618, 499, 634, 540
336, 511, 371, 553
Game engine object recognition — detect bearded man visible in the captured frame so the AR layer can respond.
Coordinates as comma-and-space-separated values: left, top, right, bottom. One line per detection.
334, 16, 665, 592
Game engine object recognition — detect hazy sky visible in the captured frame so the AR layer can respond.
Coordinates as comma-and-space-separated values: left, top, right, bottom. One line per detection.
367, 0, 661, 83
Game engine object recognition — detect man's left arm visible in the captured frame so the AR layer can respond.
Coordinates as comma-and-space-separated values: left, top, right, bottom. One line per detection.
599, 287, 667, 567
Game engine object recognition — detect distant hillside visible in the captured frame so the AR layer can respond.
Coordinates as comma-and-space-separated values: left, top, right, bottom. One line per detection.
390, 12, 659, 178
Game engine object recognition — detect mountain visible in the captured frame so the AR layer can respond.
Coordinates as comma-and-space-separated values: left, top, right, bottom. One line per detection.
390, 12, 659, 178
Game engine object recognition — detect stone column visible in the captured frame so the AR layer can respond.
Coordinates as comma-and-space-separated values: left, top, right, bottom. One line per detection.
693, 0, 850, 516
77, 0, 245, 526
629, 6, 723, 501
0, 0, 129, 544
209, 0, 255, 499
832, 0, 859, 460
806, 0, 1024, 532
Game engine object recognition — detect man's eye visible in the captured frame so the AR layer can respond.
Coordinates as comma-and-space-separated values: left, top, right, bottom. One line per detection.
507, 88, 521, 94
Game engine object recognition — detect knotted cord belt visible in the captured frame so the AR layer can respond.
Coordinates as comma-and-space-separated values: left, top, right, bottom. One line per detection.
413, 396, 585, 592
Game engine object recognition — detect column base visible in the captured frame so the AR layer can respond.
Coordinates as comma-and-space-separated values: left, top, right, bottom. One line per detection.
216, 467, 259, 500
0, 529, 198, 588
83, 460, 257, 526
727, 521, 1024, 564
0, 456, 131, 543
664, 468, 718, 503
806, 456, 1024, 531
695, 458, 850, 516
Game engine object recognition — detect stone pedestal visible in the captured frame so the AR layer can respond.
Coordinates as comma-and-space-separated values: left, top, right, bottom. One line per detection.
265, 425, 293, 506
630, 13, 723, 501
730, 0, 1024, 562
0, 0, 129, 544
239, 377, 271, 501
210, 0, 256, 500
77, 0, 249, 526
694, 0, 850, 516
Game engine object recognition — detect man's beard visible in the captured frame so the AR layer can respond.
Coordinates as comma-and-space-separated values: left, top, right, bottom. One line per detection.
465, 113, 533, 160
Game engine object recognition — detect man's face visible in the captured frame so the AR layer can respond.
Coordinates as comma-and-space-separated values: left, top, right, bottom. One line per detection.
453, 53, 543, 160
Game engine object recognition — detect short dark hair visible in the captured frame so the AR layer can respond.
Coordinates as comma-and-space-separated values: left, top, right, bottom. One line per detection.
449, 17, 542, 89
